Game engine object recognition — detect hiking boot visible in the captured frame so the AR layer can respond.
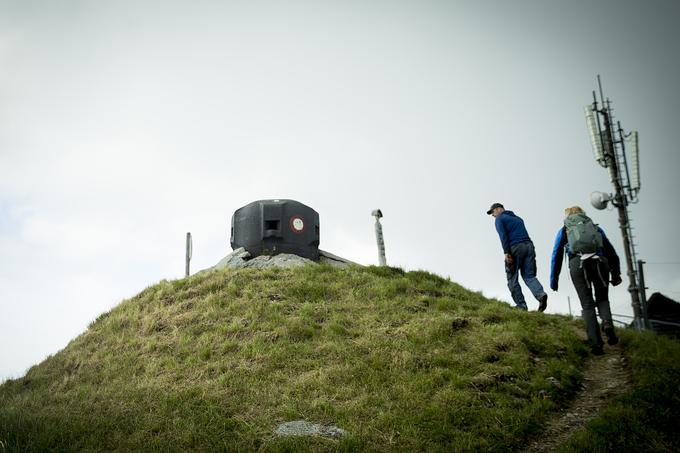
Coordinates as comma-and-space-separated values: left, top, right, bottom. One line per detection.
591, 344, 605, 356
514, 304, 528, 311
604, 326, 619, 345
537, 294, 548, 312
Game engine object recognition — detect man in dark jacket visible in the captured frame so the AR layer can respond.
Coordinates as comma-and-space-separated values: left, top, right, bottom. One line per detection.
550, 206, 622, 355
488, 203, 548, 311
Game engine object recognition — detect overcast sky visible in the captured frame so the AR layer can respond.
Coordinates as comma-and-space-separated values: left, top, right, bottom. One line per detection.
2, 0, 679, 381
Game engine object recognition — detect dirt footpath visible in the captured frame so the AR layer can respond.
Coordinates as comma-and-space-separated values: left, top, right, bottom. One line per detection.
523, 342, 632, 452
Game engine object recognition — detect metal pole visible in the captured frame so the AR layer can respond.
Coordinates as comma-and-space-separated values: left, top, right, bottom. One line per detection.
375, 221, 386, 266
372, 209, 386, 266
567, 296, 572, 318
638, 260, 649, 329
185, 232, 192, 277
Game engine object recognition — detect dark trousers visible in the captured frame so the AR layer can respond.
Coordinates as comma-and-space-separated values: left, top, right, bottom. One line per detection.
569, 256, 613, 348
505, 241, 546, 309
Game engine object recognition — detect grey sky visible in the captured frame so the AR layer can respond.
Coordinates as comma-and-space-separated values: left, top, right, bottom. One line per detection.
2, 0, 679, 380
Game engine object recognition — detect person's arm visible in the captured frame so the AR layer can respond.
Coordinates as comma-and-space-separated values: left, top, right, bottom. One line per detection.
600, 228, 622, 285
495, 216, 511, 254
550, 227, 567, 291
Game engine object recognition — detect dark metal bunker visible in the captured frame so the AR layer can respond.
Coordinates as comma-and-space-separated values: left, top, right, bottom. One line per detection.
230, 199, 320, 261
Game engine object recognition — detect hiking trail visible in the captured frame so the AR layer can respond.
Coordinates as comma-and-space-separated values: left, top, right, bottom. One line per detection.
523, 340, 632, 452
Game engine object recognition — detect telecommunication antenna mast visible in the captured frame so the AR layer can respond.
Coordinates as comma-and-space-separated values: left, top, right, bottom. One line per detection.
585, 75, 646, 329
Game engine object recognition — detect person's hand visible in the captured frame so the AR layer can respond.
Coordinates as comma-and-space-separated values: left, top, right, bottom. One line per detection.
611, 275, 622, 286
504, 253, 513, 266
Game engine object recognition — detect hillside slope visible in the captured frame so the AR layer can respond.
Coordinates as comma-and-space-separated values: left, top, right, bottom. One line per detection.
0, 265, 589, 452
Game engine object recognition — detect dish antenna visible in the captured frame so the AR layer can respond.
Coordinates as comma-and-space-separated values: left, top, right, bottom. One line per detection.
590, 191, 612, 210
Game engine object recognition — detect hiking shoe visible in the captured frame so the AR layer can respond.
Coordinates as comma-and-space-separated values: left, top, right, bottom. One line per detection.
604, 326, 619, 345
591, 344, 605, 356
514, 304, 528, 311
537, 294, 548, 312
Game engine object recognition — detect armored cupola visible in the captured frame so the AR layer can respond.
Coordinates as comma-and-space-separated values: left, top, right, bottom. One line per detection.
230, 199, 320, 261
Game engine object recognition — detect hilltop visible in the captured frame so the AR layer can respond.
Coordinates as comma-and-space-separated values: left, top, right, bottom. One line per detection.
1, 264, 678, 451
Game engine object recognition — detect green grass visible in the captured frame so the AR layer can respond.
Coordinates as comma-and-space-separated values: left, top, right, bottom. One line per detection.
559, 330, 680, 453
1, 264, 593, 451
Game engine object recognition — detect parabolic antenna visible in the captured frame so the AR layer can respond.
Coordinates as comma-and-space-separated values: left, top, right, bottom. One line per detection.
590, 191, 611, 210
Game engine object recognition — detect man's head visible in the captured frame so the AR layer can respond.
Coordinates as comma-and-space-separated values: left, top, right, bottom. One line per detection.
487, 203, 505, 218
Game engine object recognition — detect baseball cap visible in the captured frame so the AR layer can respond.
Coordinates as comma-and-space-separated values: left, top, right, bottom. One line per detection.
486, 203, 504, 215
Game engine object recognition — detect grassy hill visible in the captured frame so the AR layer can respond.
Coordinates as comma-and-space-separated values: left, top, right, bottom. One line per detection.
0, 264, 676, 451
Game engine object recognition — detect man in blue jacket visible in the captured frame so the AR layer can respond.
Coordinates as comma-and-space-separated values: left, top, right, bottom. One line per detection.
487, 203, 548, 312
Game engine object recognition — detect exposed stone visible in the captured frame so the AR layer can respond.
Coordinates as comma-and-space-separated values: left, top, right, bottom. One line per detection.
546, 376, 563, 389
209, 248, 358, 271
275, 420, 346, 438
242, 253, 314, 269
212, 247, 251, 269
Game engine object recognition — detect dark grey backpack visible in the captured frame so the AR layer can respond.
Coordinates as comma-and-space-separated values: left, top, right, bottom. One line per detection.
564, 213, 603, 254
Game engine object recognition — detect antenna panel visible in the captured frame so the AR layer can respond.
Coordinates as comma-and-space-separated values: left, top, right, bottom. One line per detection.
631, 131, 641, 191
585, 106, 605, 163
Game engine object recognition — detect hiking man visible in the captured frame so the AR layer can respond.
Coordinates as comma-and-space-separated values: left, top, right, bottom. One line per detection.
550, 206, 622, 355
487, 203, 548, 312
